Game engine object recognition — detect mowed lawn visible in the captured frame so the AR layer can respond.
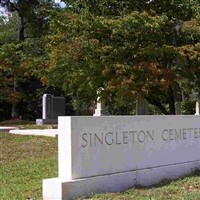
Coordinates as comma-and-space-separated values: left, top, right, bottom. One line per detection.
1, 132, 200, 200
1, 133, 58, 200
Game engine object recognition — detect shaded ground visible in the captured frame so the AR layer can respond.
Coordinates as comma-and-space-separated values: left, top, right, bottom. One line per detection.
0, 119, 57, 129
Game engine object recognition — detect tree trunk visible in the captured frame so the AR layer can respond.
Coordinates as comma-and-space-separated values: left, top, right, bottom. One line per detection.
11, 15, 25, 118
168, 86, 176, 115
11, 80, 18, 118
19, 15, 25, 42
145, 97, 169, 115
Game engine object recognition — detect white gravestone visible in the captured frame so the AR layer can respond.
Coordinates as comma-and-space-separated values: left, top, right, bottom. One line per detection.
42, 94, 52, 120
195, 101, 200, 115
93, 88, 107, 116
43, 116, 200, 199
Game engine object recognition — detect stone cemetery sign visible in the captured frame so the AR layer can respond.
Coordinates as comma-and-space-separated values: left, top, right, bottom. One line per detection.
36, 94, 65, 124
43, 116, 200, 199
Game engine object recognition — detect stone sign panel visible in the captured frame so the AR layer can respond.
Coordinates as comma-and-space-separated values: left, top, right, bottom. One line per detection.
43, 116, 200, 199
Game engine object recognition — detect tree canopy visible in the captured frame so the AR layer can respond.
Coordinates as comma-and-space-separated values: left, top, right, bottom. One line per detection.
40, 0, 200, 114
0, 0, 60, 119
0, 0, 199, 118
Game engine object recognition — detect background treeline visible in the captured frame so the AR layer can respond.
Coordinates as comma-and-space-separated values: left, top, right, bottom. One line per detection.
0, 0, 199, 121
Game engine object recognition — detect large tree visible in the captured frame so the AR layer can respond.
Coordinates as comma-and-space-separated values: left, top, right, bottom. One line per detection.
37, 0, 200, 114
0, 0, 56, 118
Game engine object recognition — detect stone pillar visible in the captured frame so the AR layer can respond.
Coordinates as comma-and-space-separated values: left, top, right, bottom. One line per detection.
42, 94, 52, 119
136, 95, 149, 115
195, 101, 200, 115
93, 88, 106, 116
195, 92, 200, 115
175, 102, 182, 115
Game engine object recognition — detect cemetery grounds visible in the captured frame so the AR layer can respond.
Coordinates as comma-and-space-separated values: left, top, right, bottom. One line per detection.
0, 120, 200, 200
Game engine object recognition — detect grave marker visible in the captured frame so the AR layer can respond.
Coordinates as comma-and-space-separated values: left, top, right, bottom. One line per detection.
195, 92, 200, 115
176, 102, 182, 115
136, 95, 149, 115
195, 101, 200, 115
36, 94, 65, 124
93, 88, 107, 116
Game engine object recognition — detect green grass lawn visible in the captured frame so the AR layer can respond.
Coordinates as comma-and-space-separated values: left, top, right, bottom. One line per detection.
1, 133, 58, 200
1, 132, 200, 200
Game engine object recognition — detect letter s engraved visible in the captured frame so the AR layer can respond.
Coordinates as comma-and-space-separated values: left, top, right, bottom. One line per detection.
82, 133, 88, 147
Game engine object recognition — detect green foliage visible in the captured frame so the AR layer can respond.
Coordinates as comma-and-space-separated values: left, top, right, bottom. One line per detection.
1, 0, 200, 115
0, 14, 23, 103
0, 1, 65, 119
64, 0, 200, 18
43, 2, 200, 114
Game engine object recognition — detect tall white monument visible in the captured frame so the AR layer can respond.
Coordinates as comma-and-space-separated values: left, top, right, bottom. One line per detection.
195, 92, 200, 115
195, 101, 200, 115
93, 87, 107, 116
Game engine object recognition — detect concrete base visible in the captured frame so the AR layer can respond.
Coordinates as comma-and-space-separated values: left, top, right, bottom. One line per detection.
36, 119, 57, 125
0, 127, 17, 132
93, 109, 107, 116
43, 160, 200, 200
9, 129, 58, 137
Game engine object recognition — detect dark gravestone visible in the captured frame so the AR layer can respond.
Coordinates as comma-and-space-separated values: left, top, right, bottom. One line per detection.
52, 96, 66, 119
136, 95, 149, 115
